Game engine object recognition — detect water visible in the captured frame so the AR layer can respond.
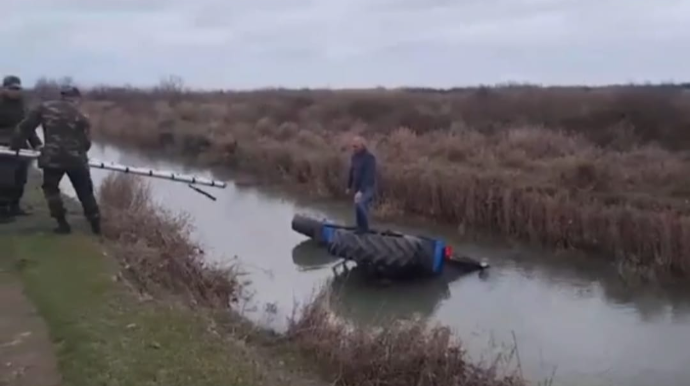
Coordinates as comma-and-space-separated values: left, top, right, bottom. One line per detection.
56, 142, 690, 386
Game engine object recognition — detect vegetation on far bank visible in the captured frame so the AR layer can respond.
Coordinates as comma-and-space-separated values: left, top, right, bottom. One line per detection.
40, 81, 690, 280
2, 169, 524, 386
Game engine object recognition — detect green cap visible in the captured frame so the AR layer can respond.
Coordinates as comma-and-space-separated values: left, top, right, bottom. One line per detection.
2, 75, 21, 89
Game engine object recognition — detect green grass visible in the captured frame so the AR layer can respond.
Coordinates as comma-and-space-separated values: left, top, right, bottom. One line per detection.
4, 233, 271, 386
0, 170, 322, 386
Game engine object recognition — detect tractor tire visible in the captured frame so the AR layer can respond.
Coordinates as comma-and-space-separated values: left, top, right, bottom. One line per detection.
291, 214, 323, 239
327, 230, 434, 279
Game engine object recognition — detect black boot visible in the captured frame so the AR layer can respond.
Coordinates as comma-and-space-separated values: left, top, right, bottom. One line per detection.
54, 216, 71, 234
9, 203, 30, 216
89, 217, 101, 235
0, 206, 15, 224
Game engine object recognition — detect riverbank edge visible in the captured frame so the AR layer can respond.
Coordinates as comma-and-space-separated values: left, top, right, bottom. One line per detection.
3, 169, 526, 386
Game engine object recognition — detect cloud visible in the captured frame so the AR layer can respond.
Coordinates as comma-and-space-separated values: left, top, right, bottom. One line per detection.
1, 0, 689, 88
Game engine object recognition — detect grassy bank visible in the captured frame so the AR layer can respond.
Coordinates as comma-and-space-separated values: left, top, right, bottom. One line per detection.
2, 170, 524, 386
72, 84, 690, 280
1, 171, 323, 386
7, 235, 287, 386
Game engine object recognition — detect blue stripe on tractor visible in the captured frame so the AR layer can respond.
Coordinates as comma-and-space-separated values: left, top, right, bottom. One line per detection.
321, 225, 335, 244
432, 239, 445, 274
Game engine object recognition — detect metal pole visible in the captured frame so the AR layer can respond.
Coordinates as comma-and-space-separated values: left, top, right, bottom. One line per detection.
0, 146, 227, 188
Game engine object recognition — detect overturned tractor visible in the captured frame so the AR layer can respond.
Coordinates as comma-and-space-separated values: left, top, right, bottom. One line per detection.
291, 214, 488, 280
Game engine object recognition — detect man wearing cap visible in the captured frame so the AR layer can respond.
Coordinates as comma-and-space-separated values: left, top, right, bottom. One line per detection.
11, 85, 101, 235
0, 75, 42, 222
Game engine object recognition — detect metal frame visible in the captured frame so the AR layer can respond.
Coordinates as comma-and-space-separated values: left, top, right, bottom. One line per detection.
0, 146, 227, 188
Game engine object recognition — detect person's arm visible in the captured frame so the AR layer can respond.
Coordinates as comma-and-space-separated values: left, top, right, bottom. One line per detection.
27, 131, 43, 149
22, 101, 42, 148
11, 106, 42, 150
81, 115, 92, 151
26, 106, 43, 148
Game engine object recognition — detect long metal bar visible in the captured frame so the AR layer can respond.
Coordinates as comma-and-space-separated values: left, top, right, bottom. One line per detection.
0, 146, 227, 188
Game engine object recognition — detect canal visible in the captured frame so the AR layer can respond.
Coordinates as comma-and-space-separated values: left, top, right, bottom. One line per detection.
56, 142, 690, 386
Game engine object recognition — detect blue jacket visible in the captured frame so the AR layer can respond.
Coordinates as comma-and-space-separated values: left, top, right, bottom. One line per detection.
347, 149, 376, 192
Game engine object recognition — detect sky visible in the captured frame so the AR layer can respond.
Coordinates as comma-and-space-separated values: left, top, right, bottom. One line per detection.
1, 0, 689, 89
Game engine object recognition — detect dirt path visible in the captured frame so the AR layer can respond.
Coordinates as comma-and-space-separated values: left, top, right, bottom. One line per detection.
1, 180, 63, 386
0, 267, 61, 386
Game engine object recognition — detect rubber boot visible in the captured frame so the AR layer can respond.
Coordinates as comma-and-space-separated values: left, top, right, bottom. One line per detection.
8, 203, 30, 216
54, 216, 71, 235
89, 217, 101, 235
0, 205, 15, 224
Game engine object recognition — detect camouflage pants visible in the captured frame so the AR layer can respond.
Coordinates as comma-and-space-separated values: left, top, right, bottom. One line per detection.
42, 166, 100, 221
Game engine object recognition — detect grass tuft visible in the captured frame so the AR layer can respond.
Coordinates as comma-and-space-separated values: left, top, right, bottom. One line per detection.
286, 286, 525, 386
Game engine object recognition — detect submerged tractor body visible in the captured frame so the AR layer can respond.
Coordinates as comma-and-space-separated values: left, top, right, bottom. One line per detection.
291, 214, 487, 280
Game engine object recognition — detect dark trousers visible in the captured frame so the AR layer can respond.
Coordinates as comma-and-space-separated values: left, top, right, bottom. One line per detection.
42, 166, 100, 221
0, 155, 21, 209
11, 160, 29, 206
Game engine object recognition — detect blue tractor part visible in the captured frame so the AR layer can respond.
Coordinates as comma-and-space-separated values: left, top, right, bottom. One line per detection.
291, 214, 487, 279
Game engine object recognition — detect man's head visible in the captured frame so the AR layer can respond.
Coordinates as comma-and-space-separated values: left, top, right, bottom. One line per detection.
2, 75, 22, 100
350, 135, 367, 154
59, 85, 82, 104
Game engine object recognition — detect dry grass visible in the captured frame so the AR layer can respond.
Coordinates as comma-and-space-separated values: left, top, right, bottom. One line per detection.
287, 286, 525, 386
56, 83, 690, 279
98, 173, 243, 308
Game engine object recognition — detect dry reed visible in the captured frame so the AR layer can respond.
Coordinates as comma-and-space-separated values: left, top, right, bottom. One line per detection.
98, 173, 242, 307
287, 286, 525, 386
78, 84, 690, 279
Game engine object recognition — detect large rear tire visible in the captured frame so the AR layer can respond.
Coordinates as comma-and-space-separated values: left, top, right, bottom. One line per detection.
291, 214, 323, 239
327, 230, 433, 278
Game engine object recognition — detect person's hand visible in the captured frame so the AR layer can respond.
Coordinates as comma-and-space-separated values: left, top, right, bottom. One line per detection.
354, 191, 362, 203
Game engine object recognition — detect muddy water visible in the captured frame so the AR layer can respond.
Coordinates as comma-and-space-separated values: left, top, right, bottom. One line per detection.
55, 142, 690, 386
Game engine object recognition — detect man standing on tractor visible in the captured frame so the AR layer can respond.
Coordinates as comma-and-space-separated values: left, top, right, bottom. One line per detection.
346, 135, 377, 233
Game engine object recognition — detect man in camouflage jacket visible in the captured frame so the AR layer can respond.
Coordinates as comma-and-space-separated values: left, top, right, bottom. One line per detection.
11, 85, 101, 234
0, 75, 42, 221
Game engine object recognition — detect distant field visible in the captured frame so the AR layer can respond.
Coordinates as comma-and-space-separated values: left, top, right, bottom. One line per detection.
34, 82, 690, 279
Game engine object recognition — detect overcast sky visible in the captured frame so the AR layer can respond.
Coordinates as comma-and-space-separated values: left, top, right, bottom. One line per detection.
1, 0, 689, 89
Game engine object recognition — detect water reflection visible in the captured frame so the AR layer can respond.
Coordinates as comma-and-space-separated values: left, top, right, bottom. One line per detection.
291, 240, 339, 271
327, 263, 485, 327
